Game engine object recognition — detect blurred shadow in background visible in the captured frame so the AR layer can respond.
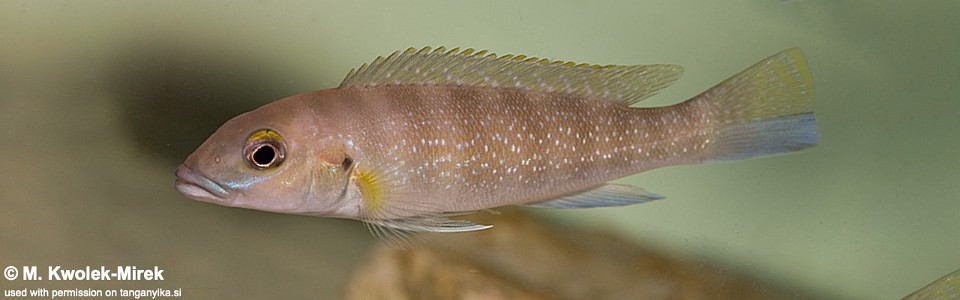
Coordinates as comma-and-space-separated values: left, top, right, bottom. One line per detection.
110, 40, 305, 163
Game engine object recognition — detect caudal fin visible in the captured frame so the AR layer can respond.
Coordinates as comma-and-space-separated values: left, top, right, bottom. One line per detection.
693, 48, 818, 162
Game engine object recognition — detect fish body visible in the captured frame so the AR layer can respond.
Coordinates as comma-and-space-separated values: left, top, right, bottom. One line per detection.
174, 47, 817, 244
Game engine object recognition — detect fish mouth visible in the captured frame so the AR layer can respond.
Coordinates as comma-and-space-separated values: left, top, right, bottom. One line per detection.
174, 164, 232, 202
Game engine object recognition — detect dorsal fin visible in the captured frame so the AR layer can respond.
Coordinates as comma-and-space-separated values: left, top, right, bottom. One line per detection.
339, 46, 684, 106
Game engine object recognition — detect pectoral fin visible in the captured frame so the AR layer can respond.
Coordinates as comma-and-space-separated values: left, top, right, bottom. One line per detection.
366, 216, 492, 233
523, 184, 664, 209
362, 215, 492, 248
352, 164, 492, 247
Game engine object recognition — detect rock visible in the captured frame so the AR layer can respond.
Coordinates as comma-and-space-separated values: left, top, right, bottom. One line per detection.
344, 208, 796, 300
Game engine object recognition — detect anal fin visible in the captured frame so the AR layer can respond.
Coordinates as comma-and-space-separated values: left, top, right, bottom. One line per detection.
522, 184, 664, 209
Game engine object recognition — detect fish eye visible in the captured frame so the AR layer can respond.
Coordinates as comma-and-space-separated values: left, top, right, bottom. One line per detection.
248, 143, 280, 168
244, 129, 286, 170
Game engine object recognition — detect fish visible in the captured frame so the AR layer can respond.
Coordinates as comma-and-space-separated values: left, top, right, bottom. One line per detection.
903, 269, 960, 300
174, 46, 817, 245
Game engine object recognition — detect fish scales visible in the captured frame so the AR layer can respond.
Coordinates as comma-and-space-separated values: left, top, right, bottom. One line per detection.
320, 86, 710, 213
174, 47, 816, 245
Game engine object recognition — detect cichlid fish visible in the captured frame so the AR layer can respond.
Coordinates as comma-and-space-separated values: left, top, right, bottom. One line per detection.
174, 46, 817, 245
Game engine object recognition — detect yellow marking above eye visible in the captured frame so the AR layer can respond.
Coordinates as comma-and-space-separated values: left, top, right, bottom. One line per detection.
248, 129, 284, 144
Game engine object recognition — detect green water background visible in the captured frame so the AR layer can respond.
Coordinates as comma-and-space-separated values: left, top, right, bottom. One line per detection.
2, 1, 958, 298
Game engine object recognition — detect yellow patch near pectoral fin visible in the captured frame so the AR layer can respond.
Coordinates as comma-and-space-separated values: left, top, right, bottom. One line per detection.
352, 165, 491, 248
340, 46, 684, 106
353, 168, 386, 215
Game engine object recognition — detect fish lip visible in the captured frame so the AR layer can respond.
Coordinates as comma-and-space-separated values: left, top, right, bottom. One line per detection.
174, 164, 231, 202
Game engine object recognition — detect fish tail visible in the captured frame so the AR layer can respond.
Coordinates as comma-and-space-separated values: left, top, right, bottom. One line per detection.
691, 48, 818, 162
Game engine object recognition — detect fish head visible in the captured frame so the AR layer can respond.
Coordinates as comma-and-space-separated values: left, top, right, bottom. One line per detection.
175, 100, 355, 217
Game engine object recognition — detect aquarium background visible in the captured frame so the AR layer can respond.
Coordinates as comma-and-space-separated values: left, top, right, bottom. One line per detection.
2, 1, 958, 298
